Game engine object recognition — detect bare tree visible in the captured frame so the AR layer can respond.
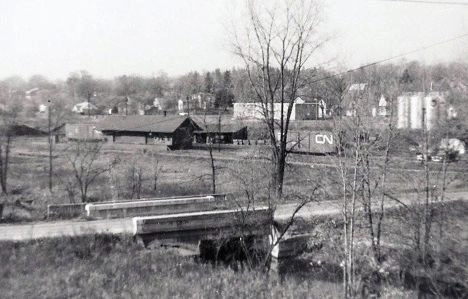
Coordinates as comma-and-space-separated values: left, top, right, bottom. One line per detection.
226, 147, 321, 271
46, 96, 67, 192
65, 141, 118, 202
0, 102, 22, 194
199, 108, 229, 194
233, 0, 326, 199
150, 153, 163, 192
67, 71, 97, 117
126, 155, 144, 199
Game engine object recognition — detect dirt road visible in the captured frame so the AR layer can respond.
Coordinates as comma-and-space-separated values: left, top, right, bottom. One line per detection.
1, 190, 467, 242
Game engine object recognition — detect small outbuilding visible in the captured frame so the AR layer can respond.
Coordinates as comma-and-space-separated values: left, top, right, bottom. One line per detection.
96, 115, 201, 149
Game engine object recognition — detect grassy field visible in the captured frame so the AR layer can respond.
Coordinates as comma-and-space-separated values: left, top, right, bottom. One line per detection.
2, 136, 467, 222
2, 201, 466, 298
0, 235, 342, 299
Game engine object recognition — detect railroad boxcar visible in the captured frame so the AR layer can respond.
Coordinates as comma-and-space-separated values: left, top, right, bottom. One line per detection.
280, 130, 337, 154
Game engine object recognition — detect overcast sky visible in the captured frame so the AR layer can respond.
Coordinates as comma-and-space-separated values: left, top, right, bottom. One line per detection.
0, 0, 467, 80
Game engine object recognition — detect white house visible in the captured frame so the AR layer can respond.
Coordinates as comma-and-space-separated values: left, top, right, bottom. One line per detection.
38, 104, 48, 113
233, 102, 297, 120
72, 101, 98, 114
178, 99, 184, 112
153, 98, 163, 111
378, 95, 389, 117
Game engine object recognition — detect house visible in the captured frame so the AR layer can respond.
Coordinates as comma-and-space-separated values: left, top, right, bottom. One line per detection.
233, 102, 297, 120
153, 98, 163, 110
190, 92, 215, 110
178, 99, 184, 112
96, 115, 202, 149
340, 84, 392, 119
377, 95, 389, 117
72, 101, 98, 114
38, 104, 48, 113
295, 97, 329, 120
108, 96, 147, 116
25, 88, 40, 100
341, 83, 369, 117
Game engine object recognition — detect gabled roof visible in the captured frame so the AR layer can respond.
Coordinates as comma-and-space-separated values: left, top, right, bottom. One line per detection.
191, 115, 247, 133
195, 124, 247, 134
73, 101, 97, 109
348, 83, 367, 91
96, 115, 201, 133
378, 95, 387, 107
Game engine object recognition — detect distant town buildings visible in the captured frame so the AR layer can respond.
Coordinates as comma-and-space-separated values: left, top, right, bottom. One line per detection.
190, 92, 215, 110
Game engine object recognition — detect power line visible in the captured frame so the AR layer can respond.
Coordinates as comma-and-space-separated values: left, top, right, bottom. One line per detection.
380, 0, 468, 6
311, 32, 468, 84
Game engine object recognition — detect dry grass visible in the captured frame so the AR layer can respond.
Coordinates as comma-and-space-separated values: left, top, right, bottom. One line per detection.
0, 235, 341, 299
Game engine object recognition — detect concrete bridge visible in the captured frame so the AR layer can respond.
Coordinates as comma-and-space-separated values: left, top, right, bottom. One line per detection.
1, 190, 467, 260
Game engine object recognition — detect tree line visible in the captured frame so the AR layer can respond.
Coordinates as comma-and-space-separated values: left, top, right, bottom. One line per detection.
1, 60, 468, 117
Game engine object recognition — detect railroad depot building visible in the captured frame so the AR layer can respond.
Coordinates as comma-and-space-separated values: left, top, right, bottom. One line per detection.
96, 115, 201, 149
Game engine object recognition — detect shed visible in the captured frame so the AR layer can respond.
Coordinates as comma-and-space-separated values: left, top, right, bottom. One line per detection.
96, 115, 201, 149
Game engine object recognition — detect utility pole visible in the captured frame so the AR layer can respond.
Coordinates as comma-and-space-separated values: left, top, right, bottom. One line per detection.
48, 99, 53, 191
126, 96, 129, 116
88, 92, 91, 118
186, 96, 190, 116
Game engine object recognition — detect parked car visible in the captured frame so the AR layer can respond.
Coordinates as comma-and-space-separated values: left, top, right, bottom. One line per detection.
416, 152, 429, 161
431, 150, 459, 163
416, 149, 459, 163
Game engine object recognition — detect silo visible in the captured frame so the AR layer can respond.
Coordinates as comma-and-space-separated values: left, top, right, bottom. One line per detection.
424, 95, 435, 130
410, 93, 423, 129
397, 95, 409, 129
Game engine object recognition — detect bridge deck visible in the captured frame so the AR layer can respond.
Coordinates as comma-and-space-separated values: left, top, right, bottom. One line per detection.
0, 191, 467, 242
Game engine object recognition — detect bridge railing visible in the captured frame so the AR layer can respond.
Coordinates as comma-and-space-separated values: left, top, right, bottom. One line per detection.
85, 194, 232, 219
132, 206, 272, 242
47, 203, 87, 219
47, 193, 229, 219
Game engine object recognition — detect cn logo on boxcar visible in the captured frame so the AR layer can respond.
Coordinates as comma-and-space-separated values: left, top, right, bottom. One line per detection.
315, 134, 333, 145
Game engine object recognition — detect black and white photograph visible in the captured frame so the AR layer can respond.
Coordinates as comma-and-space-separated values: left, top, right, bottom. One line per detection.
0, 0, 467, 298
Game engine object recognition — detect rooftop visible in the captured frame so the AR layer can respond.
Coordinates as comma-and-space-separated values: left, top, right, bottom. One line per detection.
96, 115, 200, 133
191, 115, 247, 133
